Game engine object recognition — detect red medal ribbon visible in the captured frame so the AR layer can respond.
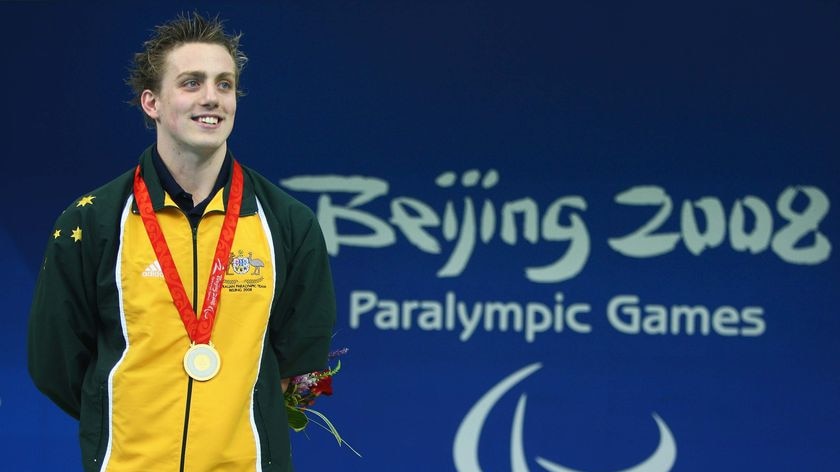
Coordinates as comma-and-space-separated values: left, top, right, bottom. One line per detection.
133, 160, 244, 344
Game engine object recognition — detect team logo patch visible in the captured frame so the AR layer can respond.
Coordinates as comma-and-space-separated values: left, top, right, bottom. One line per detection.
229, 253, 251, 275
227, 249, 266, 276
224, 249, 269, 293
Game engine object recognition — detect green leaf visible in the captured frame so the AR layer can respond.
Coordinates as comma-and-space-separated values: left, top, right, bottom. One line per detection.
304, 407, 363, 457
286, 405, 308, 432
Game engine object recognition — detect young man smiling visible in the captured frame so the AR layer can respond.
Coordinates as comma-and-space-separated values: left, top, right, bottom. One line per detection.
28, 13, 336, 472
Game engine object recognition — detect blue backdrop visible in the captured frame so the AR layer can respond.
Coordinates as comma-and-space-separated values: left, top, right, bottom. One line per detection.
2, 1, 838, 471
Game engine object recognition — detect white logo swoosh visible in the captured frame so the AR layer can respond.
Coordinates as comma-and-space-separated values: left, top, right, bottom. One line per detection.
454, 362, 543, 471
530, 407, 676, 472
453, 363, 677, 472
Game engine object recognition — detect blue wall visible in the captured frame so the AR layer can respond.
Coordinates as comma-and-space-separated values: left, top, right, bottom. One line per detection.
2, 1, 838, 470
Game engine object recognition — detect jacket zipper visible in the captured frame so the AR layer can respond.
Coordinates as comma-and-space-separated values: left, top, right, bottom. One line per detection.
179, 223, 200, 472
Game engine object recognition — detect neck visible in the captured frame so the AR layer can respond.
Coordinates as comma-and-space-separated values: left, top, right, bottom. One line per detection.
157, 144, 227, 205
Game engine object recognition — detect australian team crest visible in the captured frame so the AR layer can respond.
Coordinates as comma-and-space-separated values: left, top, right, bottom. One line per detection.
227, 249, 266, 276
225, 249, 268, 292
229, 251, 251, 275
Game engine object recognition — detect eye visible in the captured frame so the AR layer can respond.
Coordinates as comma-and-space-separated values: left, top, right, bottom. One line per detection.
218, 80, 233, 91
183, 79, 200, 89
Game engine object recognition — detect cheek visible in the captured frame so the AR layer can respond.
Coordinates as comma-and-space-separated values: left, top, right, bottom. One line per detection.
162, 110, 184, 132
163, 100, 190, 126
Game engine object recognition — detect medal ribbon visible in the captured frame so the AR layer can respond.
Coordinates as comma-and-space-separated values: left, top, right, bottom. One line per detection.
133, 160, 244, 344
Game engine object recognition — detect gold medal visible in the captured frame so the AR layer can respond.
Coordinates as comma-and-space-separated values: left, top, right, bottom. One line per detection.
183, 343, 221, 381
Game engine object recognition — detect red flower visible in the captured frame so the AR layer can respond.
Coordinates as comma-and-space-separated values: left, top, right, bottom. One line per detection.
310, 376, 333, 396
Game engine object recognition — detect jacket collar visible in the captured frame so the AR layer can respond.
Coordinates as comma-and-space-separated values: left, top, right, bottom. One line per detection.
133, 145, 257, 216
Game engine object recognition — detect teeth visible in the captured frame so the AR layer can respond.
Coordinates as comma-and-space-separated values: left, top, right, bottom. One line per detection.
198, 116, 219, 125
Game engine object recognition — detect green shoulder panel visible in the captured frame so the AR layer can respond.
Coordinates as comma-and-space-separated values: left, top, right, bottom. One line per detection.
28, 168, 134, 418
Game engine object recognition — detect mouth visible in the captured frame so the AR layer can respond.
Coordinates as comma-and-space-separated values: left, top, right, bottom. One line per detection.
192, 115, 222, 126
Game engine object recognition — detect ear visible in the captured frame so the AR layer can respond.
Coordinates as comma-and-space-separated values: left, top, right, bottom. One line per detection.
140, 90, 160, 121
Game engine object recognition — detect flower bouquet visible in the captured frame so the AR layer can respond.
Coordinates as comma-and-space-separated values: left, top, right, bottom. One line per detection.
284, 347, 360, 456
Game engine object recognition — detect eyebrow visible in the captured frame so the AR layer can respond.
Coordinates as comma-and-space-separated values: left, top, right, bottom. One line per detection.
175, 71, 235, 81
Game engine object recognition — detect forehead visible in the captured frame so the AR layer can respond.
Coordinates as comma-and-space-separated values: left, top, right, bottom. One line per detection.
162, 42, 236, 78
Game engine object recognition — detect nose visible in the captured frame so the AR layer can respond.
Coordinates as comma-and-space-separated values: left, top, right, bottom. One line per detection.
200, 85, 219, 107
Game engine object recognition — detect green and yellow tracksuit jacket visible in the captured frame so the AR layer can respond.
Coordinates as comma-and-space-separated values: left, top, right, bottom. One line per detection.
28, 147, 336, 472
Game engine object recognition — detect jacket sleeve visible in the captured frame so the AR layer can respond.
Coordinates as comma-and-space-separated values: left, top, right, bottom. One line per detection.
270, 204, 337, 379
28, 206, 99, 419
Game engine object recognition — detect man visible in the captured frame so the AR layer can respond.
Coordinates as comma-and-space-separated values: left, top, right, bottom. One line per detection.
28, 13, 336, 472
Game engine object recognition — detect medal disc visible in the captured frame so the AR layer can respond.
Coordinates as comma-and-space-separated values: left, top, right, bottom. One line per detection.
183, 343, 221, 381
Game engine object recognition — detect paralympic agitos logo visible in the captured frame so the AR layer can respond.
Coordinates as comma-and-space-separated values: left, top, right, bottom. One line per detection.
452, 363, 677, 472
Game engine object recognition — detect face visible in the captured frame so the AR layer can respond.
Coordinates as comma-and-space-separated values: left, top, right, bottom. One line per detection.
141, 42, 237, 159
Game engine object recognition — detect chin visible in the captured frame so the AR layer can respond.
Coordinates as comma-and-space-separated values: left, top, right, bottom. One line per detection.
191, 135, 231, 153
